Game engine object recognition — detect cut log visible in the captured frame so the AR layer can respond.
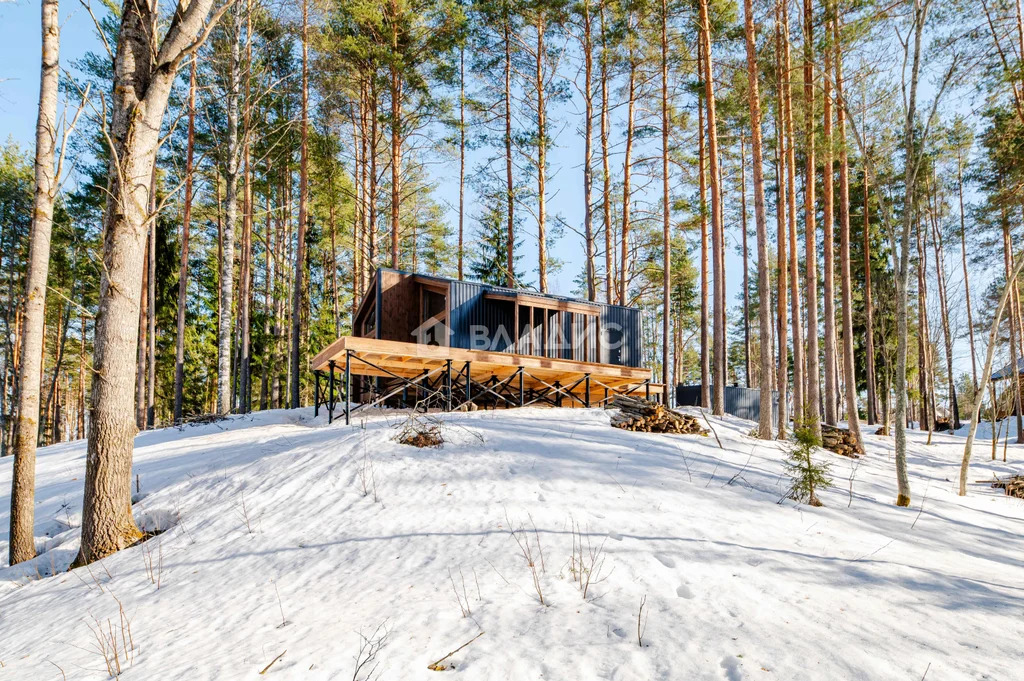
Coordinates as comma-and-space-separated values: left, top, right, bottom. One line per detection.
821, 424, 862, 458
607, 396, 708, 435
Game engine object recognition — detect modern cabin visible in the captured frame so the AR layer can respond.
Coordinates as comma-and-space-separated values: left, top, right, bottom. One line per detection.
311, 268, 660, 423
351, 268, 643, 367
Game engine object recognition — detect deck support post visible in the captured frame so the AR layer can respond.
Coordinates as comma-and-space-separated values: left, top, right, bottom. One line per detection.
345, 351, 352, 425
314, 371, 322, 417
645, 380, 650, 400
584, 374, 591, 408
518, 369, 524, 407
445, 360, 453, 411
464, 361, 472, 407
328, 361, 337, 423
554, 381, 562, 407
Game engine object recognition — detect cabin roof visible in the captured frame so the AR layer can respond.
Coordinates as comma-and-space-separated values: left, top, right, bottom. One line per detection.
375, 267, 638, 311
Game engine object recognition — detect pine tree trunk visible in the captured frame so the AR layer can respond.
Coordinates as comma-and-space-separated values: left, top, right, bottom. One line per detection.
173, 60, 196, 424
833, 14, 862, 451
740, 135, 750, 387
619, 18, 636, 305
600, 3, 612, 303
698, 0, 725, 416
76, 0, 226, 566
957, 156, 978, 392
782, 1, 804, 425
775, 8, 789, 438
1002, 218, 1024, 441
660, 0, 671, 398
536, 10, 548, 293
459, 46, 466, 281
389, 0, 402, 269
291, 0, 309, 408
581, 2, 596, 301
742, 0, 773, 438
697, 40, 710, 409
147, 171, 156, 428
822, 36, 838, 427
863, 142, 878, 424
504, 17, 515, 287
136, 238, 148, 428
928, 174, 958, 429
802, 0, 821, 435
10, 0, 61, 565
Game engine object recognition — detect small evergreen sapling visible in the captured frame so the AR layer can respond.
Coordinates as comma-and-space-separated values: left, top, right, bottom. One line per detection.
786, 418, 833, 506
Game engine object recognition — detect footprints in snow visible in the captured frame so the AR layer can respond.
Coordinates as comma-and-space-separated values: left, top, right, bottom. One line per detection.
719, 655, 743, 681
652, 553, 697, 600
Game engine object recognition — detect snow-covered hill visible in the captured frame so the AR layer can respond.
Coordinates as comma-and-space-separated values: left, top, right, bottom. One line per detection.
1, 407, 1022, 680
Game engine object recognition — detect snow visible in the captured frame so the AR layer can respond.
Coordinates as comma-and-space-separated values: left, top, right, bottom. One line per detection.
1, 407, 1022, 680
953, 417, 1022, 443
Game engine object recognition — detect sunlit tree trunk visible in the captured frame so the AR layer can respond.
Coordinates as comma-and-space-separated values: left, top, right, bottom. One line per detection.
291, 0, 309, 408
782, 0, 804, 425
9, 0, 60, 563
802, 0, 821, 435
775, 5, 789, 438
833, 13, 862, 451
698, 0, 725, 416
218, 6, 242, 415
743, 0, 773, 438
822, 35, 837, 427
697, 38, 710, 409
75, 0, 228, 566
173, 60, 197, 424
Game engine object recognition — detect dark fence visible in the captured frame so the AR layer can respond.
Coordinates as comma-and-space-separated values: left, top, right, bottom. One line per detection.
675, 385, 778, 424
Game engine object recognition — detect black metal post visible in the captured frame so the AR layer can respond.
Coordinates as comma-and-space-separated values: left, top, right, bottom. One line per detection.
445, 360, 452, 411
584, 374, 591, 408
327, 361, 336, 423
464, 361, 472, 407
645, 380, 650, 400
518, 369, 524, 407
314, 371, 322, 417
344, 351, 352, 425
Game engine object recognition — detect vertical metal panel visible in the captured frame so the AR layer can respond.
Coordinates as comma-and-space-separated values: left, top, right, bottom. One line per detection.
599, 304, 641, 367
676, 384, 779, 423
449, 280, 516, 352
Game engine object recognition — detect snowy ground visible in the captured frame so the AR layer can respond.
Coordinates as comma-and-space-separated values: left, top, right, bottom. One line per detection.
1, 407, 1022, 680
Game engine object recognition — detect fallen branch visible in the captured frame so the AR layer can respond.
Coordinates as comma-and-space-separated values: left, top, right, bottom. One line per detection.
427, 631, 484, 671
260, 650, 286, 675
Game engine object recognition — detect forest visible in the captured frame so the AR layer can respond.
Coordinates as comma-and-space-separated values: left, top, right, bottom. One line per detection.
3, 0, 1024, 570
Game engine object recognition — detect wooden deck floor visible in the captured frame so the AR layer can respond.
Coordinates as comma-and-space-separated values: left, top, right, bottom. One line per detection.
311, 336, 663, 401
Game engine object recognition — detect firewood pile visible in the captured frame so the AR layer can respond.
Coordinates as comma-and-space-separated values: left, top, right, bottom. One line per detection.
985, 475, 1024, 499
821, 424, 862, 458
608, 396, 708, 435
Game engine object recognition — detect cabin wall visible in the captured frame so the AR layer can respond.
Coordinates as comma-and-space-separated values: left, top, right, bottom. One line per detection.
448, 280, 516, 352
600, 305, 642, 368
358, 268, 643, 368
378, 270, 421, 343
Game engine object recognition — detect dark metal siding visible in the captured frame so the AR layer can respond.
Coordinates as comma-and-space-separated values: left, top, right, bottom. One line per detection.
384, 268, 641, 368
448, 280, 516, 352
675, 385, 779, 423
600, 305, 642, 368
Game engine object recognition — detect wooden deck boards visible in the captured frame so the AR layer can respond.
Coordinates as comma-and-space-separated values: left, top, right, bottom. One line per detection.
310, 336, 663, 396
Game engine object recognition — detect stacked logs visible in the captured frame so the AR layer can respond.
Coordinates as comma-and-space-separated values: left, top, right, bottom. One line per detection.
986, 475, 1024, 499
821, 424, 862, 458
608, 396, 708, 435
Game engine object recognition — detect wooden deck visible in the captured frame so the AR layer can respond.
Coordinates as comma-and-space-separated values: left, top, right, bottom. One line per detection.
310, 336, 662, 421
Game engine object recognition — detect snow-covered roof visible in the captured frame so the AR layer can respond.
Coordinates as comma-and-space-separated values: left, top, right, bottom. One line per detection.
991, 357, 1024, 380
